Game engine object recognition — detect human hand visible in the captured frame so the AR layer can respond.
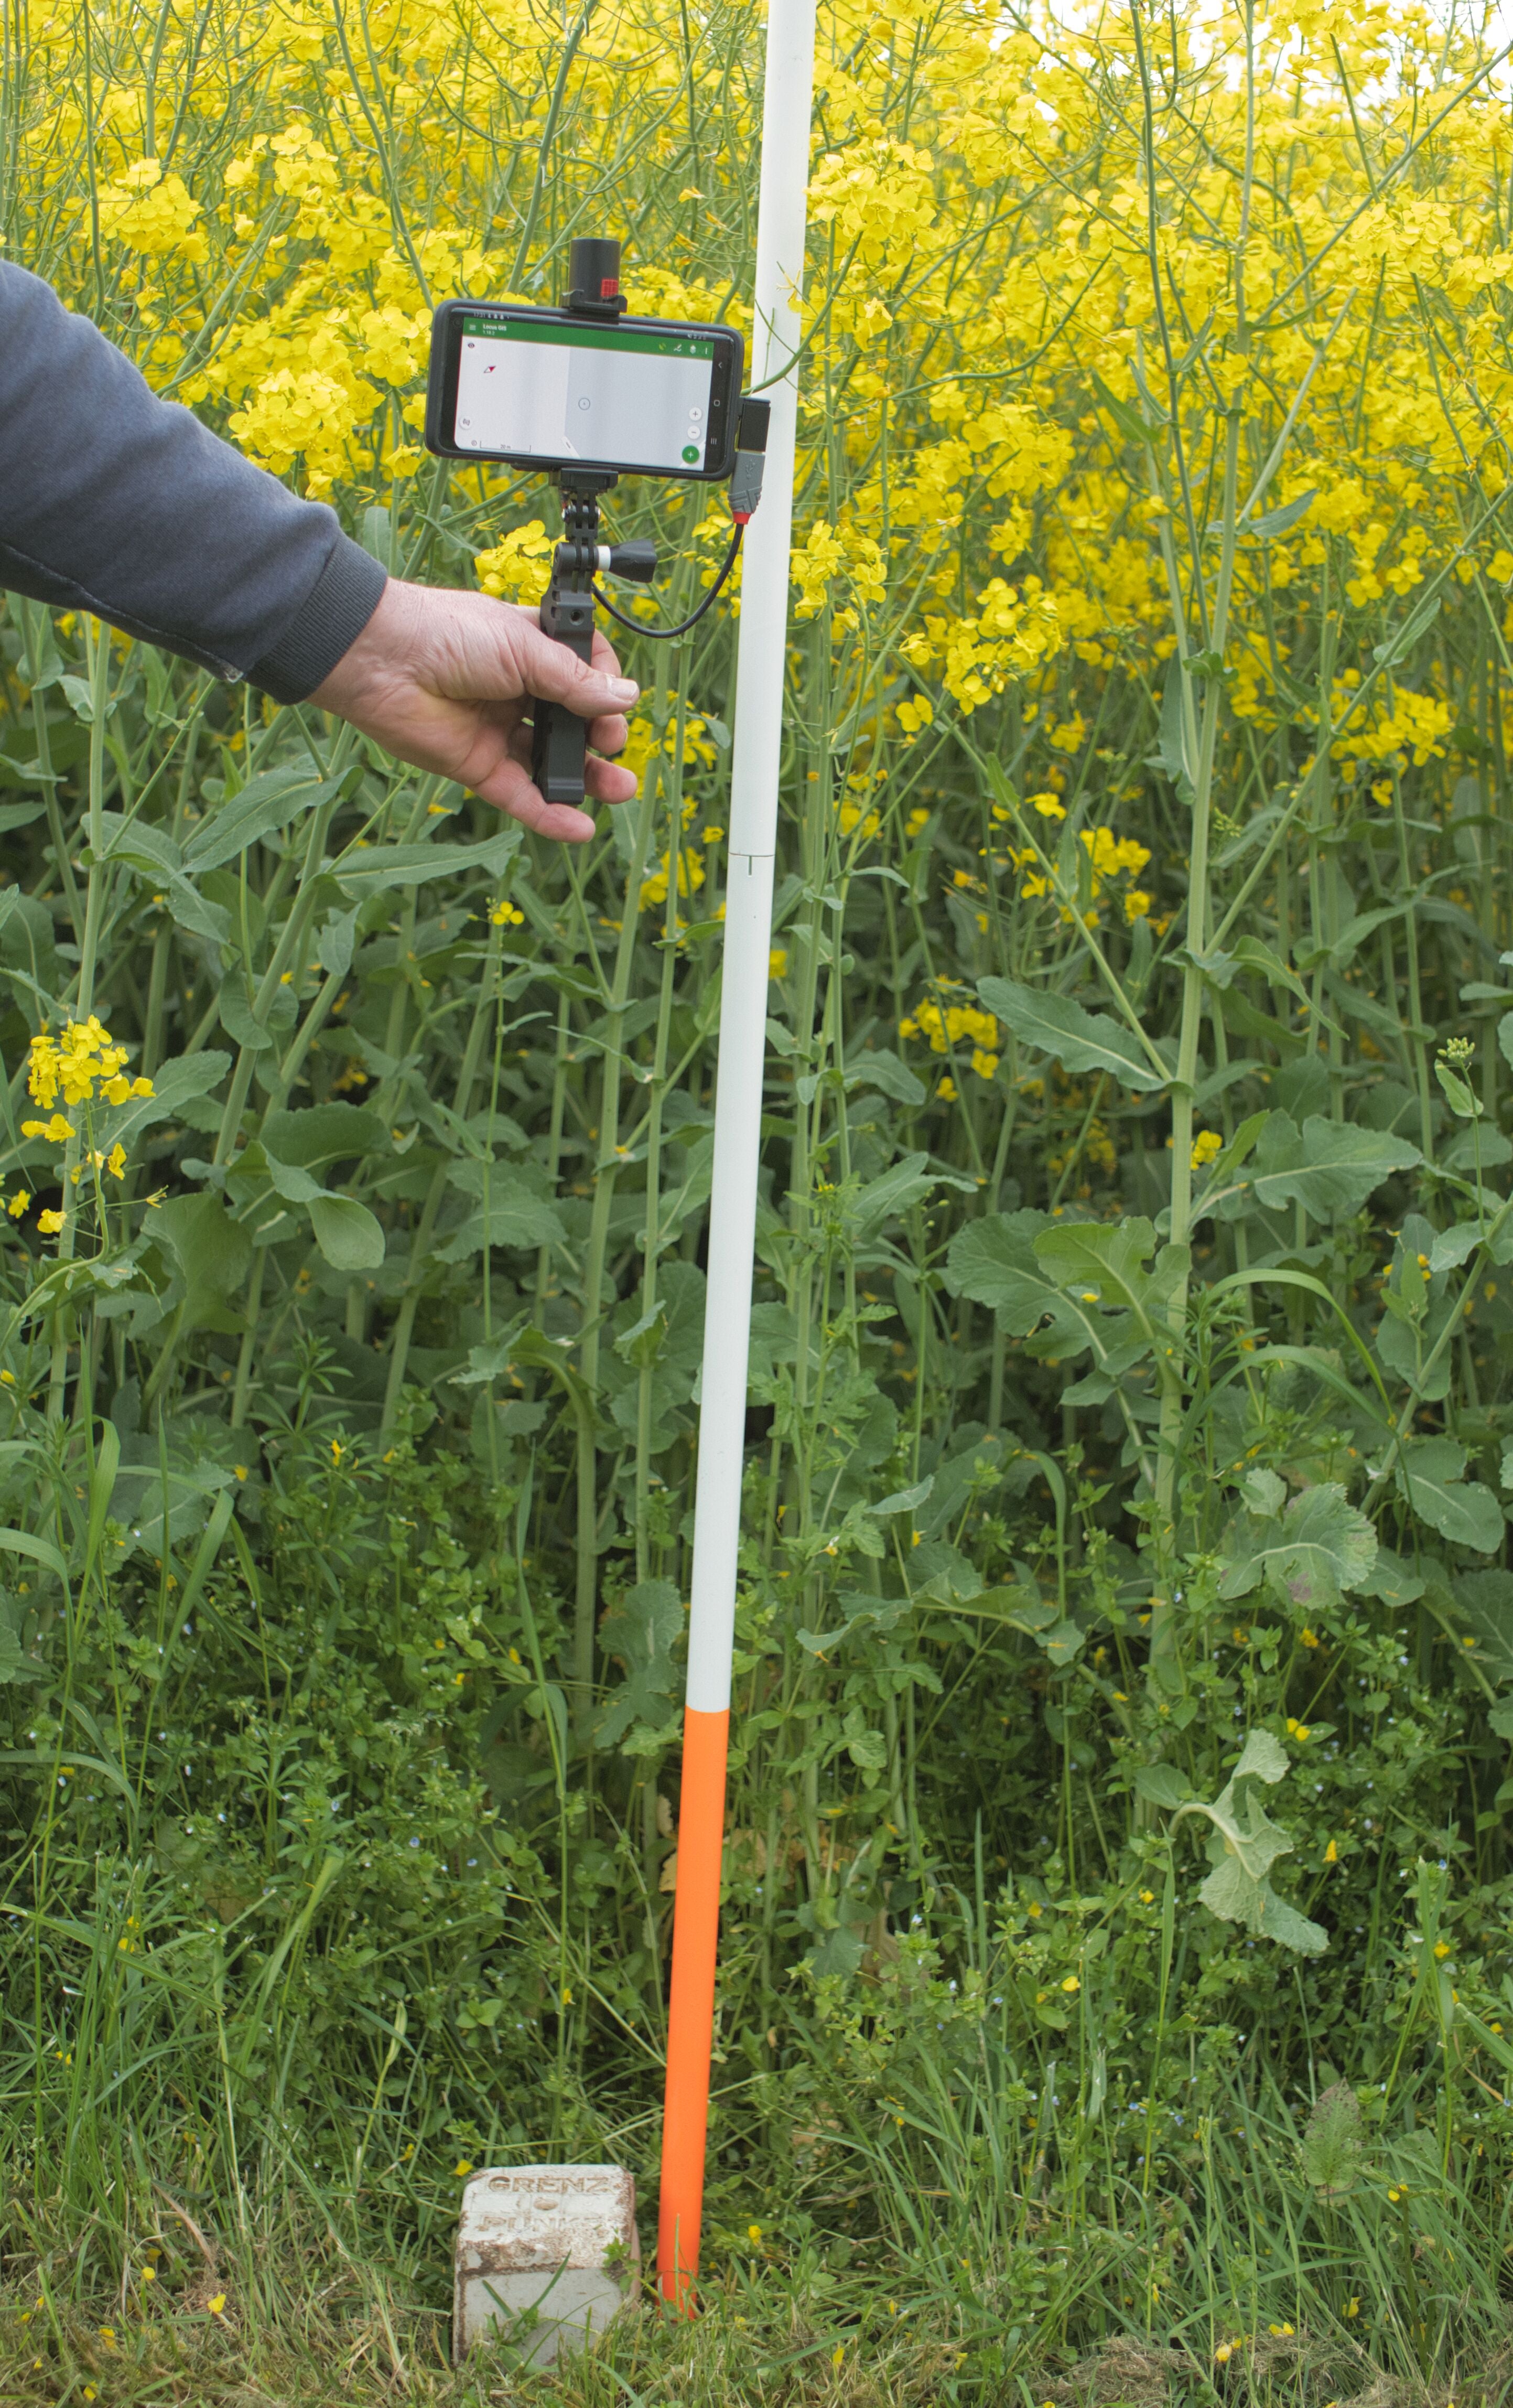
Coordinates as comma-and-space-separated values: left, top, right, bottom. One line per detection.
309, 577, 639, 842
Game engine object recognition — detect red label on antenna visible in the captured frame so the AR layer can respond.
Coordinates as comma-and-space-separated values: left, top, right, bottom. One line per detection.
601, 277, 619, 297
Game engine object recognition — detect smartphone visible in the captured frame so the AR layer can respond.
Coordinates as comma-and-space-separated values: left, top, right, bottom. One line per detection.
426, 301, 744, 480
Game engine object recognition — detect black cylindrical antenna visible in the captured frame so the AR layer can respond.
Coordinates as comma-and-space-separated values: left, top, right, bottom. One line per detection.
564, 236, 628, 319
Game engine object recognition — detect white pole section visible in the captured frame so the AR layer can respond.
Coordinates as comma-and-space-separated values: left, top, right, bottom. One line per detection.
657, 0, 817, 2305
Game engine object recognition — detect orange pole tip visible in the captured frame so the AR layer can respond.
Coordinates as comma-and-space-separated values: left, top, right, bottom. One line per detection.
656, 1704, 730, 2309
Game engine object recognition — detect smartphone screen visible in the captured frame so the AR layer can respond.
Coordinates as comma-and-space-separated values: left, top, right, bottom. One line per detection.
431, 307, 739, 478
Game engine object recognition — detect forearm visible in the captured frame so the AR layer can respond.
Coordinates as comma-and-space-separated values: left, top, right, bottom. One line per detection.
0, 262, 385, 700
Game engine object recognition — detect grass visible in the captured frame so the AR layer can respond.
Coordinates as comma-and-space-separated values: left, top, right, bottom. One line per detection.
6, 2256, 1511, 2408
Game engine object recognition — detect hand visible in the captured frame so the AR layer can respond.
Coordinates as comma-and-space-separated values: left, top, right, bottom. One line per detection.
309, 577, 640, 842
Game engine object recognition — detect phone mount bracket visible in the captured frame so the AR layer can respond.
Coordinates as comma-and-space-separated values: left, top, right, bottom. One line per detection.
532, 469, 621, 808
528, 236, 762, 808
528, 239, 644, 808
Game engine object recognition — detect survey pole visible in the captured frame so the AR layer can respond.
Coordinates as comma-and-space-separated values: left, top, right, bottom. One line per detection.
655, 0, 817, 2310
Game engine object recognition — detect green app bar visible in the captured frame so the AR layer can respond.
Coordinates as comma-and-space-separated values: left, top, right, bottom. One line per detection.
460, 314, 716, 361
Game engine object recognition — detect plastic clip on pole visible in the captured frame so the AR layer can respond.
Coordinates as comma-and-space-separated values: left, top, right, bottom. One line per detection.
656, 0, 816, 2314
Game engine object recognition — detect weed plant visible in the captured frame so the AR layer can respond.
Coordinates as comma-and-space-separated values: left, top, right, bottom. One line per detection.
4, 0, 1513, 2397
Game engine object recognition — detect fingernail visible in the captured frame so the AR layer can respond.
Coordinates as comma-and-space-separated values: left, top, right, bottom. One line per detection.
611, 679, 638, 702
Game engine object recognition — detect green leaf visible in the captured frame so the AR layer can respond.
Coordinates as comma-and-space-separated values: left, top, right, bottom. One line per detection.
1373, 591, 1441, 668
1250, 1114, 1422, 1218
843, 1706, 888, 1770
1149, 670, 1195, 798
1451, 1571, 1513, 1683
219, 982, 276, 1052
308, 1194, 386, 1272
1134, 1764, 1192, 1810
316, 906, 360, 981
1034, 1218, 1186, 1334
1228, 933, 1314, 1010
1218, 1481, 1377, 1611
1436, 1060, 1481, 1121
0, 890, 59, 1024
1173, 1732, 1327, 1956
596, 1579, 685, 1750
1089, 368, 1165, 445
1300, 2080, 1364, 2196
1396, 1437, 1504, 1554
614, 1302, 668, 1371
183, 766, 345, 872
978, 976, 1167, 1093
261, 1103, 386, 1169
154, 1194, 253, 1335
1354, 1543, 1425, 1607
96, 1052, 231, 1153
849, 1152, 959, 1242
1244, 488, 1318, 542
944, 1209, 1053, 1324
330, 826, 522, 893
849, 1049, 927, 1108
435, 1189, 567, 1260
0, 1526, 69, 1582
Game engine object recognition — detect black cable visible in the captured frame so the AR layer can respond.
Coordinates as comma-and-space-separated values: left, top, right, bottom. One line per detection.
592, 524, 744, 641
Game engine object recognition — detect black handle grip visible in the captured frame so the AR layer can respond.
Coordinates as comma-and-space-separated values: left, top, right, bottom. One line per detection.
531, 582, 596, 807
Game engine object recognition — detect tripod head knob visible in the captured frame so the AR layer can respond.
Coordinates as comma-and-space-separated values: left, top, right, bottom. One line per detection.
564, 236, 629, 320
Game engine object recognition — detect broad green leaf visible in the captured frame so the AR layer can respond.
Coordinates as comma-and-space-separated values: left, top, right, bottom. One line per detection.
945, 1209, 1053, 1324
262, 1103, 387, 1169
154, 1194, 252, 1335
436, 1191, 567, 1260
597, 1579, 684, 1750
848, 1049, 926, 1107
1218, 1481, 1377, 1609
0, 890, 58, 1025
1452, 1571, 1513, 1683
1134, 1764, 1191, 1810
97, 1052, 231, 1154
1149, 668, 1195, 798
1034, 1218, 1186, 1334
977, 975, 1167, 1092
1250, 1114, 1422, 1218
316, 905, 359, 980
1229, 933, 1313, 1009
219, 981, 276, 1052
844, 1705, 889, 1769
1430, 1224, 1484, 1276
1395, 1437, 1504, 1554
1291, 2080, 1368, 2196
1172, 1732, 1327, 1956
1355, 1543, 1425, 1607
330, 826, 521, 893
614, 1301, 668, 1371
183, 766, 344, 872
849, 1152, 952, 1241
309, 1194, 386, 1272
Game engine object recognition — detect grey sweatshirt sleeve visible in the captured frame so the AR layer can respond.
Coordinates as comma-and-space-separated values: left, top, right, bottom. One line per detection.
0, 262, 388, 703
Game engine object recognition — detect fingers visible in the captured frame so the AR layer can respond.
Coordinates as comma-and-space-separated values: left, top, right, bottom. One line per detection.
588, 626, 629, 682
471, 752, 600, 842
473, 730, 637, 839
586, 711, 629, 758
583, 754, 638, 804
518, 617, 639, 718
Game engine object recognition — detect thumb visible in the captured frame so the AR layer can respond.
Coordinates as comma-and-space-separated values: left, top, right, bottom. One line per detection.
518, 620, 638, 716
